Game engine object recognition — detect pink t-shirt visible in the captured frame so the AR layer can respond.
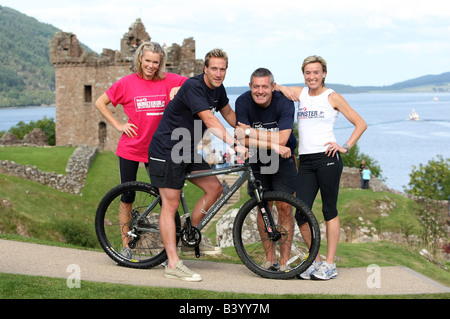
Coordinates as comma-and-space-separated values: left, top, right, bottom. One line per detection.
106, 73, 187, 162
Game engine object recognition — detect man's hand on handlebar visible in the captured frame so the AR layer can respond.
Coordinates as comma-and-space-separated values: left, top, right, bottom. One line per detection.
234, 143, 249, 161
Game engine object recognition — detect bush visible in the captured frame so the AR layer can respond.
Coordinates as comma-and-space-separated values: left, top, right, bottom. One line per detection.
405, 155, 450, 200
3, 116, 55, 145
55, 220, 97, 248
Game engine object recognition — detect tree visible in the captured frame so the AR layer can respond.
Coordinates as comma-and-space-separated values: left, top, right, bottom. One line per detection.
415, 196, 447, 256
6, 116, 55, 145
406, 156, 450, 257
405, 155, 450, 200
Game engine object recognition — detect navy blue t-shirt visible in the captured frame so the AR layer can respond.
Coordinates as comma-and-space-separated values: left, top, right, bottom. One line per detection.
148, 73, 229, 162
235, 90, 297, 153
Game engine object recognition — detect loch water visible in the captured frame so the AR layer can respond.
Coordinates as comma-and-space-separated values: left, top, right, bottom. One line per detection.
227, 92, 450, 191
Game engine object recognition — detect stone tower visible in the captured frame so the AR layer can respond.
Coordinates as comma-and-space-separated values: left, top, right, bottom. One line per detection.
50, 19, 203, 151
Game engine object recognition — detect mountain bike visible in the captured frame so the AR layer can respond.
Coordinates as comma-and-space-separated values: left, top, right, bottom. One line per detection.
95, 160, 320, 279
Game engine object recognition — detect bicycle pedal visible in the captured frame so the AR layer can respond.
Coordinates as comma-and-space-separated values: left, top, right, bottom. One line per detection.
195, 246, 200, 258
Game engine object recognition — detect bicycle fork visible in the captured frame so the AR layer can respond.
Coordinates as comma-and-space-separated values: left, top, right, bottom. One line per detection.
252, 181, 281, 241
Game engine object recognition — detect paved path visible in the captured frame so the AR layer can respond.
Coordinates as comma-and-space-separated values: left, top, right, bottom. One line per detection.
0, 239, 448, 296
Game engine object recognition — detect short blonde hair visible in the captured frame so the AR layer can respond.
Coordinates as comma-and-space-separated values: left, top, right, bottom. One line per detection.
134, 42, 167, 80
302, 55, 327, 85
204, 48, 228, 68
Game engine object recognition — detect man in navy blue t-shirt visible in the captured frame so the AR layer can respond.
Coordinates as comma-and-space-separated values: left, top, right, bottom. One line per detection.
235, 67, 297, 271
147, 49, 247, 281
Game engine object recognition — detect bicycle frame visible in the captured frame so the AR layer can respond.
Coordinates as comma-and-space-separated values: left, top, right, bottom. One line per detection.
182, 162, 256, 231
126, 165, 251, 236
96, 156, 321, 277
130, 162, 279, 250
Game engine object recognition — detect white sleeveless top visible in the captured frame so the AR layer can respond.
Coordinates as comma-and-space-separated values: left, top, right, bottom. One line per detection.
297, 87, 339, 155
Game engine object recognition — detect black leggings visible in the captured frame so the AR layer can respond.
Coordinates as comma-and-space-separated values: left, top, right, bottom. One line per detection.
295, 152, 343, 225
119, 157, 149, 203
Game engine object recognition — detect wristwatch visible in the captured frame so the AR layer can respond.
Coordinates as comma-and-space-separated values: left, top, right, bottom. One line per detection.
244, 127, 251, 136
342, 143, 350, 153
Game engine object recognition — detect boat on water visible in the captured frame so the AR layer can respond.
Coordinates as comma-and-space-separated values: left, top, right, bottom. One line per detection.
408, 109, 420, 121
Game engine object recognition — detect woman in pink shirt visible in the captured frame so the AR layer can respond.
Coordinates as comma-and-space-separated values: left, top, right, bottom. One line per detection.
95, 42, 187, 256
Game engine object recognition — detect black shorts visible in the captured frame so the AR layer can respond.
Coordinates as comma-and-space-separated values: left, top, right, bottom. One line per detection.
148, 157, 211, 189
249, 155, 298, 196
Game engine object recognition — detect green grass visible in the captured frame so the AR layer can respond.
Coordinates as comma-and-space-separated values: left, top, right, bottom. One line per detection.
0, 148, 245, 247
0, 146, 75, 174
0, 272, 448, 300
312, 188, 422, 235
0, 149, 150, 246
0, 146, 449, 299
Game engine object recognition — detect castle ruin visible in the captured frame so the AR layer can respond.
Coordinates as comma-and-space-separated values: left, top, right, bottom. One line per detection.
50, 19, 204, 151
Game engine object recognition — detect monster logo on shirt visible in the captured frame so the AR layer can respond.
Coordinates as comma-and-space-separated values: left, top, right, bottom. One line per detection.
135, 95, 166, 116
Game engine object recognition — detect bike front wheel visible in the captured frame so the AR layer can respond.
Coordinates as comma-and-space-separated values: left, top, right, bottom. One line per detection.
233, 191, 320, 279
95, 181, 180, 269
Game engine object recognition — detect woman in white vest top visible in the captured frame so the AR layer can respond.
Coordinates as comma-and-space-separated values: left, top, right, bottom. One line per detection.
277, 56, 367, 280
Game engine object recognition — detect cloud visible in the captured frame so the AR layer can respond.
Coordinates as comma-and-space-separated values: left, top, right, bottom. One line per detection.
3, 0, 450, 86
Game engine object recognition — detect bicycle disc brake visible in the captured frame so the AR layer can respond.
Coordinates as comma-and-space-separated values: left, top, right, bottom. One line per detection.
125, 209, 142, 249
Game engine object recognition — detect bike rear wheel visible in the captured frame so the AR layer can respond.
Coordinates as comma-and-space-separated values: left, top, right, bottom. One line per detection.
95, 181, 180, 269
233, 191, 320, 279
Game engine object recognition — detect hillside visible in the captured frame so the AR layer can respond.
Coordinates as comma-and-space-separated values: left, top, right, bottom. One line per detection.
0, 6, 59, 107
226, 72, 450, 95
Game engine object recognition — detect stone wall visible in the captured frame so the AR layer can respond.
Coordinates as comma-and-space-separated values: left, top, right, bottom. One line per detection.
0, 145, 97, 194
340, 166, 408, 196
0, 128, 48, 146
340, 166, 387, 191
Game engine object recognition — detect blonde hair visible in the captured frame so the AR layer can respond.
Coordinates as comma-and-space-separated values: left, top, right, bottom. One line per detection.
204, 48, 228, 68
134, 42, 167, 80
302, 55, 327, 85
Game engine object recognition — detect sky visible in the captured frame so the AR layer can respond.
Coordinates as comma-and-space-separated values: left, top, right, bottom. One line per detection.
2, 0, 450, 87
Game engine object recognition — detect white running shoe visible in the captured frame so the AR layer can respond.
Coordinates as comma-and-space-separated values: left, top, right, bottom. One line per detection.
311, 261, 338, 280
298, 261, 321, 280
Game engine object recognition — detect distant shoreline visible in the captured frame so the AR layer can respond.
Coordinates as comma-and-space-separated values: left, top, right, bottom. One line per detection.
0, 105, 55, 109
1, 86, 449, 108
226, 85, 450, 95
